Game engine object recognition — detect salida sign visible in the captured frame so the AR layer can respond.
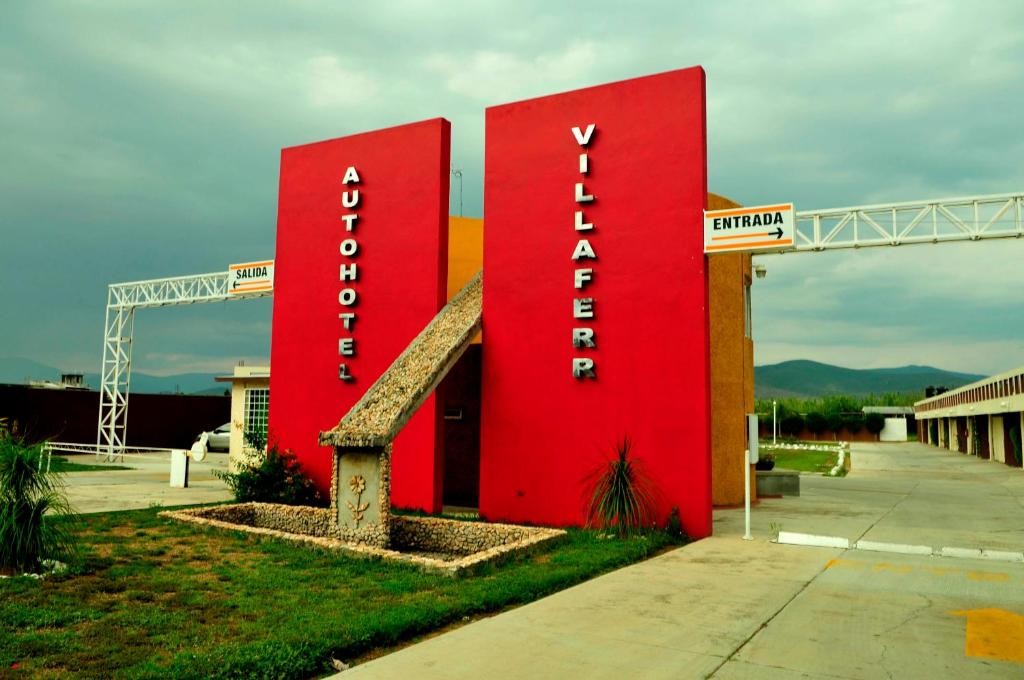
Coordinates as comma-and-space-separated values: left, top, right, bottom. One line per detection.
228, 260, 274, 295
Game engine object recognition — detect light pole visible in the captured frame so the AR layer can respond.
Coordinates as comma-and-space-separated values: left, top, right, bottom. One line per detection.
773, 399, 777, 445
451, 166, 463, 216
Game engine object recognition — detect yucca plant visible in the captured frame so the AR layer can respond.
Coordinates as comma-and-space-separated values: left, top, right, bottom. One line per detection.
0, 436, 77, 575
583, 437, 656, 536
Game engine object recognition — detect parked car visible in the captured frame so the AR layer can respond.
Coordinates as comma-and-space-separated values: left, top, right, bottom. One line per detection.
199, 423, 232, 452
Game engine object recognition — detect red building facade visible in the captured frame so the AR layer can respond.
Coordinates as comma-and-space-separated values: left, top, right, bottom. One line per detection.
270, 68, 714, 537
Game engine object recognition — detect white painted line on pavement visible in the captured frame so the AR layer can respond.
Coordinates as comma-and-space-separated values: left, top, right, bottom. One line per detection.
777, 531, 850, 549
940, 547, 983, 559
854, 540, 934, 556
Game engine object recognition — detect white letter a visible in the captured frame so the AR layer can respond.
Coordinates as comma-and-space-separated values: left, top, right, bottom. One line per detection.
342, 166, 360, 184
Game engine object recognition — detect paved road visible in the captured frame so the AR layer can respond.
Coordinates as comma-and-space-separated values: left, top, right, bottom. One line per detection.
59, 452, 232, 513
337, 442, 1024, 679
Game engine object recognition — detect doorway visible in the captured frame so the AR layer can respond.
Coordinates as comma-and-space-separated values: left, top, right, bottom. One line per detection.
439, 345, 482, 508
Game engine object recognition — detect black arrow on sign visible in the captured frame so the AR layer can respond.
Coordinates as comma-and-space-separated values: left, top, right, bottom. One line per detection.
232, 280, 240, 290
770, 227, 784, 240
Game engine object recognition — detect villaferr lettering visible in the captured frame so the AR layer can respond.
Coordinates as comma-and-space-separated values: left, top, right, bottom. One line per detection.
338, 165, 361, 382
571, 122, 597, 381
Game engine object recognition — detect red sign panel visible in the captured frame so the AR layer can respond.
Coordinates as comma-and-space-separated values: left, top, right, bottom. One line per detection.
270, 119, 450, 511
479, 68, 712, 537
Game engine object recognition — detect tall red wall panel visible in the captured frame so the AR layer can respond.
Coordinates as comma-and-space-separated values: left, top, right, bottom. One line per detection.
479, 68, 712, 537
269, 119, 450, 511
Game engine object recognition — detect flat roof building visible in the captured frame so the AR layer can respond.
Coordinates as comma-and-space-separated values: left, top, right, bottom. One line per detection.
914, 365, 1024, 467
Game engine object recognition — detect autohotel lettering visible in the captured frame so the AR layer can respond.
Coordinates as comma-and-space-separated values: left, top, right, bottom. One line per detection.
572, 123, 597, 380
713, 211, 784, 230
338, 165, 361, 382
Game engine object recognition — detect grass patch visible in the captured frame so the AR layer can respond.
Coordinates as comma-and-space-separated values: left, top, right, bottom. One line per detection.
763, 446, 839, 474
0, 506, 682, 678
46, 455, 133, 473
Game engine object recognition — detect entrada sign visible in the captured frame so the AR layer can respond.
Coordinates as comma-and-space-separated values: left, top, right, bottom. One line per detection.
703, 203, 794, 253
228, 260, 274, 294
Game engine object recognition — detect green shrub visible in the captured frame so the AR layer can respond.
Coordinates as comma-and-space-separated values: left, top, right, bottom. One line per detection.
665, 506, 685, 539
825, 411, 844, 435
0, 437, 77, 574
780, 413, 805, 437
243, 427, 267, 453
805, 412, 827, 439
583, 437, 655, 536
865, 412, 886, 437
843, 414, 864, 433
216, 444, 324, 507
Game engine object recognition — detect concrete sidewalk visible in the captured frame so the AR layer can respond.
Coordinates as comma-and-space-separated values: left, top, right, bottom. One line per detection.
716, 441, 1024, 552
335, 441, 1024, 678
59, 452, 233, 513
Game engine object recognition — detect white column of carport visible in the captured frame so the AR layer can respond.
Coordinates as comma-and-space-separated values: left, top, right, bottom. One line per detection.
992, 415, 1005, 463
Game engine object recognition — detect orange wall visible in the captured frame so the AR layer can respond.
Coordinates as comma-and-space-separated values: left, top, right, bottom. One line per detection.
447, 216, 483, 299
446, 201, 755, 506
448, 216, 483, 343
707, 193, 756, 506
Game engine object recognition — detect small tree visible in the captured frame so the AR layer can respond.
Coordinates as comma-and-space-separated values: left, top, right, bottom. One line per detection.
825, 411, 844, 439
805, 412, 827, 440
865, 413, 886, 439
0, 437, 77, 575
780, 413, 805, 438
843, 414, 865, 434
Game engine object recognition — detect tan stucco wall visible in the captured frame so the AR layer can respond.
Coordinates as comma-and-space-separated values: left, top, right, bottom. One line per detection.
707, 193, 756, 506
227, 376, 270, 471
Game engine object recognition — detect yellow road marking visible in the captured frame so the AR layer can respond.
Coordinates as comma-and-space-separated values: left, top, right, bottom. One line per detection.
950, 608, 1024, 664
826, 558, 1014, 583
967, 571, 1011, 583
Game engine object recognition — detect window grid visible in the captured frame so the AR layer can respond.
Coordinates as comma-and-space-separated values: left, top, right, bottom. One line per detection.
243, 388, 270, 442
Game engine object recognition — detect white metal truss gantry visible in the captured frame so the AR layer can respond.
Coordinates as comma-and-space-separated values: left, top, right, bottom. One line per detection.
96, 271, 272, 461
790, 191, 1024, 252
89, 191, 1022, 460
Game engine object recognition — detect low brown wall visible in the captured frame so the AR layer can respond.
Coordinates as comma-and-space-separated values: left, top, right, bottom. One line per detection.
0, 384, 229, 448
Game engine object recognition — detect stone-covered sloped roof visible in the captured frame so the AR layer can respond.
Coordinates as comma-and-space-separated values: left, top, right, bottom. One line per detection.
319, 272, 482, 449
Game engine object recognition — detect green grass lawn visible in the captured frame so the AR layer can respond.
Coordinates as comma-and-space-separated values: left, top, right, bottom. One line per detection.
46, 455, 133, 473
762, 446, 839, 474
0, 506, 681, 679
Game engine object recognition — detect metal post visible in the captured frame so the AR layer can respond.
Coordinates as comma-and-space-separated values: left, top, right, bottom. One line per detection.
773, 400, 777, 445
743, 449, 752, 541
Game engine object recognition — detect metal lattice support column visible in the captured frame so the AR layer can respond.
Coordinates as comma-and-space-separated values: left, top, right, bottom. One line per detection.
788, 192, 1024, 252
96, 298, 135, 461
94, 269, 272, 462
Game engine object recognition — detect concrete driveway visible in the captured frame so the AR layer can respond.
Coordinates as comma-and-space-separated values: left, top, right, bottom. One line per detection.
59, 452, 233, 514
336, 441, 1024, 679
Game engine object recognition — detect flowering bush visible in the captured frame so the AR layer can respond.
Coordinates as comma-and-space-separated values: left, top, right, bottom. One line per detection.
216, 444, 323, 507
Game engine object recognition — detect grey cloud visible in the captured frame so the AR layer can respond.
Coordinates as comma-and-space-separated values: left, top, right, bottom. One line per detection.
1, 1, 1022, 376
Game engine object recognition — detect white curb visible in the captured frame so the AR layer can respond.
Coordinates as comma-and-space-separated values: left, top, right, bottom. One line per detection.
979, 549, 1024, 562
777, 531, 850, 549
854, 540, 933, 556
940, 546, 983, 559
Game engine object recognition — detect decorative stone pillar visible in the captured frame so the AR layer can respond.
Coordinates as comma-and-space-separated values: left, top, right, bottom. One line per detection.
330, 444, 392, 548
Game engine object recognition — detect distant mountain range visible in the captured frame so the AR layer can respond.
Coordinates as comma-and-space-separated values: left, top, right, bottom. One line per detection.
1, 355, 988, 400
0, 357, 226, 395
755, 360, 985, 399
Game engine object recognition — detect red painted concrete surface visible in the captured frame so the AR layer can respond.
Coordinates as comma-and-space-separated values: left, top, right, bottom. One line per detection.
269, 119, 451, 511
479, 67, 712, 537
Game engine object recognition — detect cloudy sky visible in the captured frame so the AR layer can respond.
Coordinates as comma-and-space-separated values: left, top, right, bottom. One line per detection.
1, 1, 1022, 377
